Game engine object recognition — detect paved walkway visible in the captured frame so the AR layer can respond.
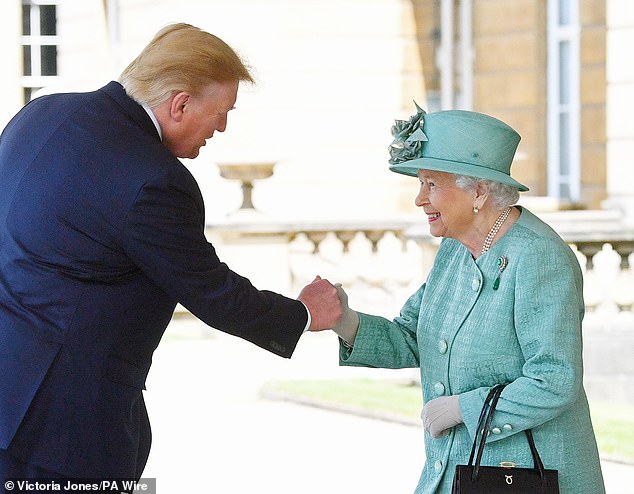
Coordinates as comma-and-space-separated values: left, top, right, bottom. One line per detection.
143, 318, 633, 493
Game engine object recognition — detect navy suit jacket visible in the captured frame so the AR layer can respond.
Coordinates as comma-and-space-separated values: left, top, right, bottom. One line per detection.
0, 82, 307, 478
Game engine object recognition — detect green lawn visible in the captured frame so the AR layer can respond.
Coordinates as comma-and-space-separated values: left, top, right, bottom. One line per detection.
261, 378, 634, 463
262, 378, 422, 421
589, 400, 634, 461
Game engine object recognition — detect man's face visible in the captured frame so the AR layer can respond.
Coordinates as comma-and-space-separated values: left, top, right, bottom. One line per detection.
163, 80, 238, 159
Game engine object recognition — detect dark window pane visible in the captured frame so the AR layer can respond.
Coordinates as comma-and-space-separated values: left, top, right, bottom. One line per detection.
41, 45, 57, 75
559, 41, 570, 104
559, 182, 570, 200
559, 112, 570, 175
24, 87, 42, 104
23, 4, 31, 35
40, 5, 57, 35
23, 45, 32, 76
559, 0, 571, 25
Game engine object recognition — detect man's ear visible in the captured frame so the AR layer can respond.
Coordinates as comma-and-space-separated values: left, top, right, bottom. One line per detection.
169, 91, 190, 122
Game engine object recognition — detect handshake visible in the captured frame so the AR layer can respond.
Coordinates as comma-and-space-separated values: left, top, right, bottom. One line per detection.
297, 276, 463, 439
297, 276, 359, 346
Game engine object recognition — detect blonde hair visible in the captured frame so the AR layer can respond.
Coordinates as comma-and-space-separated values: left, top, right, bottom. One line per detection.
118, 23, 254, 107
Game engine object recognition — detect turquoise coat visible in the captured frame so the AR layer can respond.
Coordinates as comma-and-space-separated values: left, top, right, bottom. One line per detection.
340, 208, 605, 493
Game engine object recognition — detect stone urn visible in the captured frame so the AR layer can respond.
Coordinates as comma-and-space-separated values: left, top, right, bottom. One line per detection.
217, 162, 276, 212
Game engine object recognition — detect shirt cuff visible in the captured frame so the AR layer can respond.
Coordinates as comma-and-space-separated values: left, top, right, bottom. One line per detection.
300, 302, 311, 332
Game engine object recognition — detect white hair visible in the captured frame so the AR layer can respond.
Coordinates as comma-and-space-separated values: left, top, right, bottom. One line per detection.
454, 174, 520, 209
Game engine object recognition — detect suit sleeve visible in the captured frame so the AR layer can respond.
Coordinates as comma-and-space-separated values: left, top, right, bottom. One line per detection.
121, 165, 306, 358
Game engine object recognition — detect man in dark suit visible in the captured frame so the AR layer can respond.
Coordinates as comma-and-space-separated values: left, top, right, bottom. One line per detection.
0, 23, 341, 482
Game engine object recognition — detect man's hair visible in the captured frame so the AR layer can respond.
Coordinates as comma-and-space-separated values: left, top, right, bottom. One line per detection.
118, 23, 254, 107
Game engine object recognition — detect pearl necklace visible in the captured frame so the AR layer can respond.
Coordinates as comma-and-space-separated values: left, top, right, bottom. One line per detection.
481, 207, 512, 255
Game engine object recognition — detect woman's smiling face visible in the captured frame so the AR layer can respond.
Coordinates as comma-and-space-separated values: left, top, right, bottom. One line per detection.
414, 169, 475, 241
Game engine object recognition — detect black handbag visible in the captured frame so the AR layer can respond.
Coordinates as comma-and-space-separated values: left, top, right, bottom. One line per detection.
452, 384, 560, 493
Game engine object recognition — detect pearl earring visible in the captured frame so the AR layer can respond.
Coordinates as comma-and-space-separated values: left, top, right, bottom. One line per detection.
473, 207, 479, 214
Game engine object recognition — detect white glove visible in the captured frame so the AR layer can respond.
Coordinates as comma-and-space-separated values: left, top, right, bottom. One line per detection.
421, 395, 463, 438
331, 284, 359, 346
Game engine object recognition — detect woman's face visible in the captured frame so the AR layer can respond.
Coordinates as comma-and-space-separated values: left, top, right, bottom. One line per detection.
415, 169, 475, 240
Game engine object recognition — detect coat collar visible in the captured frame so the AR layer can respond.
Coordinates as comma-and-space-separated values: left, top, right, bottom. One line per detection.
99, 81, 161, 141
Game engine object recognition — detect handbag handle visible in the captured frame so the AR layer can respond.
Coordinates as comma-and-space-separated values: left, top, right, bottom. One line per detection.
468, 384, 549, 491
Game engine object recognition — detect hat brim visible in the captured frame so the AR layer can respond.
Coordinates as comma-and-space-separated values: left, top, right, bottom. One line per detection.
390, 157, 529, 192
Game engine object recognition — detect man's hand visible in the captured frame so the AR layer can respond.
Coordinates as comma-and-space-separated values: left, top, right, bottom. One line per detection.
297, 276, 343, 331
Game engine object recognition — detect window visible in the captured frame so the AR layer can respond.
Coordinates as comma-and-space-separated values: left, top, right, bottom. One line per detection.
547, 0, 580, 203
22, 1, 59, 103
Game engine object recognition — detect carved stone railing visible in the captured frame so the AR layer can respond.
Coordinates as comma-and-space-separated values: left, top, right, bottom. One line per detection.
205, 208, 634, 316
536, 209, 634, 313
204, 215, 425, 317
208, 206, 634, 312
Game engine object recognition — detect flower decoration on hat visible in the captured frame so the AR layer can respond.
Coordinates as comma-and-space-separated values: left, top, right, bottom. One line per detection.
388, 102, 428, 165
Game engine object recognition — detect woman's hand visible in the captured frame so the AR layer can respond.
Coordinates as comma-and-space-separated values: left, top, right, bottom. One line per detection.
331, 283, 359, 346
421, 395, 463, 438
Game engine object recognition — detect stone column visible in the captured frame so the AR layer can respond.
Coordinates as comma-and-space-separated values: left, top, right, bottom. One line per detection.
605, 0, 634, 225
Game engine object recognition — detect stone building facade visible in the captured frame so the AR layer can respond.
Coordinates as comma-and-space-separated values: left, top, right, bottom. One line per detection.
0, 0, 632, 219
408, 0, 609, 208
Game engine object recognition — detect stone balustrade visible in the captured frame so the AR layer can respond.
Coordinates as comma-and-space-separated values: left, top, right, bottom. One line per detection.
205, 208, 634, 317
536, 209, 634, 313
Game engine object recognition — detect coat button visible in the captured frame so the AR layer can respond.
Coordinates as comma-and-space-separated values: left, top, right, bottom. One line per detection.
471, 278, 480, 291
434, 460, 443, 471
503, 424, 513, 431
438, 339, 448, 354
492, 427, 502, 435
434, 382, 446, 395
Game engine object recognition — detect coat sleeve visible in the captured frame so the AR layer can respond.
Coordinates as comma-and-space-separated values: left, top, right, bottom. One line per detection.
339, 284, 424, 368
459, 235, 585, 440
122, 164, 307, 358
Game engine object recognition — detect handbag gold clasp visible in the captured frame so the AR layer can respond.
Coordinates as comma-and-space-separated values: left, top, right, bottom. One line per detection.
499, 461, 516, 469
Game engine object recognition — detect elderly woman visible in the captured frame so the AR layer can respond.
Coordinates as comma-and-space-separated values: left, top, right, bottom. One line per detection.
332, 106, 605, 493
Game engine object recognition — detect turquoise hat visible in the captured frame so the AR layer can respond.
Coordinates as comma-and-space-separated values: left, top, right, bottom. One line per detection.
388, 103, 528, 191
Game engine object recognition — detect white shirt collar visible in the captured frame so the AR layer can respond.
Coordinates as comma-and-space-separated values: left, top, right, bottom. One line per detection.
141, 103, 163, 141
